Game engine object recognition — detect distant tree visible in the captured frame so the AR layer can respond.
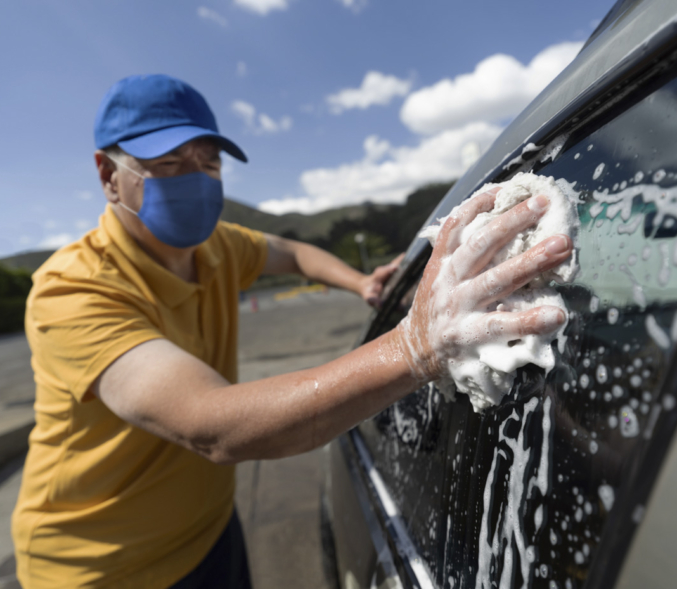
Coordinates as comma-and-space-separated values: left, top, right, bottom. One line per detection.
0, 264, 33, 333
280, 229, 300, 241
331, 231, 391, 270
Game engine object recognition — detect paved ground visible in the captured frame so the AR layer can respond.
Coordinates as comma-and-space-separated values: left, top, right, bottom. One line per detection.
0, 287, 372, 589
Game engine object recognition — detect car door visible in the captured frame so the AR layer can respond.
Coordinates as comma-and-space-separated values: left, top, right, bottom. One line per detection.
335, 32, 677, 589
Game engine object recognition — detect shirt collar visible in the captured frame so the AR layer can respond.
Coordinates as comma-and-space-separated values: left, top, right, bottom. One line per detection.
101, 204, 223, 308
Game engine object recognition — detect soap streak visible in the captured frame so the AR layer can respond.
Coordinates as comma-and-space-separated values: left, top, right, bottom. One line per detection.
475, 397, 550, 589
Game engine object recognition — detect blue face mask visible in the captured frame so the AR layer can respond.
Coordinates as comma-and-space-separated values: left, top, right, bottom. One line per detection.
111, 157, 224, 248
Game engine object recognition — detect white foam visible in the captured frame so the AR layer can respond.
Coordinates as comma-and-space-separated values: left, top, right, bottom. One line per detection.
420, 173, 579, 411
646, 314, 671, 350
475, 397, 552, 588
598, 484, 615, 512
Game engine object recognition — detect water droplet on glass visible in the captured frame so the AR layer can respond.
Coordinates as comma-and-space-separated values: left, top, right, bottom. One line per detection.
579, 374, 590, 389
632, 505, 645, 523
608, 415, 618, 428
593, 163, 605, 180
526, 545, 536, 563
596, 365, 608, 384
589, 295, 600, 313
619, 405, 639, 437
653, 169, 666, 183
630, 375, 642, 388
590, 440, 599, 454
608, 308, 619, 324
635, 171, 645, 183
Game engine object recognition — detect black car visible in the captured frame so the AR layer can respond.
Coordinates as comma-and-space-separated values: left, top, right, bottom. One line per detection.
323, 1, 677, 588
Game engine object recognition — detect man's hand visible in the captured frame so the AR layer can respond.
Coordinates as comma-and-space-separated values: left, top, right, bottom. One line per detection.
358, 253, 404, 308
396, 188, 573, 381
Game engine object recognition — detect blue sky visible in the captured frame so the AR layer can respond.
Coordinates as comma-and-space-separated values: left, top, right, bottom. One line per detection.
0, 0, 614, 258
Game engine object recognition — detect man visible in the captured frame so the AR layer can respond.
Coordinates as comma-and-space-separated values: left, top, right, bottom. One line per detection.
12, 74, 572, 588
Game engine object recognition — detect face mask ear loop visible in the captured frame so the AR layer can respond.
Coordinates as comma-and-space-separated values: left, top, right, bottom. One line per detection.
107, 154, 145, 215
117, 201, 140, 217
107, 154, 145, 179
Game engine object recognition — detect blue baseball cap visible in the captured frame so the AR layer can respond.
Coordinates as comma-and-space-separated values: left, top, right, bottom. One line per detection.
94, 74, 247, 162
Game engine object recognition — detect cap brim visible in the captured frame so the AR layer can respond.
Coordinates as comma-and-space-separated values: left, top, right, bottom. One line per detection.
118, 125, 248, 162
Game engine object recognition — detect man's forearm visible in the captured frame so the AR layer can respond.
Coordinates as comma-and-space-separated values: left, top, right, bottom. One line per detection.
194, 327, 419, 464
266, 234, 367, 295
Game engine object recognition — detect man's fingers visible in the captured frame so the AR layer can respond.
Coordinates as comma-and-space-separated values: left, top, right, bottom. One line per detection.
388, 253, 405, 269
453, 194, 549, 281
432, 189, 498, 262
468, 234, 573, 308
475, 305, 566, 344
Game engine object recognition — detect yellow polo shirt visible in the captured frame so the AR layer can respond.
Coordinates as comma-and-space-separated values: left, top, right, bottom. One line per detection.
12, 204, 268, 589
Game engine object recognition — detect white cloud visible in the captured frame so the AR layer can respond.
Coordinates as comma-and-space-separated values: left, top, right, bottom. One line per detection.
39, 233, 74, 249
233, 0, 288, 16
337, 0, 367, 13
231, 100, 292, 134
327, 71, 412, 114
258, 121, 502, 214
197, 6, 228, 27
76, 190, 93, 201
231, 100, 256, 127
400, 41, 583, 135
236, 61, 247, 77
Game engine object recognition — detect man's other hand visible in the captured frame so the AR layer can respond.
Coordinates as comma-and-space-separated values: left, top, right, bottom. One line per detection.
359, 253, 404, 308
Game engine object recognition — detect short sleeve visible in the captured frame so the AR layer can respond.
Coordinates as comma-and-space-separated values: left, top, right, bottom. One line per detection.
26, 276, 165, 403
217, 223, 269, 291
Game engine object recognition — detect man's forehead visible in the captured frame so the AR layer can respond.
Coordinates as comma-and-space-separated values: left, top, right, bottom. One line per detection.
164, 138, 221, 158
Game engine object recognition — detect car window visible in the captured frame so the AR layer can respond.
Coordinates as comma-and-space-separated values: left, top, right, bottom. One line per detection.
357, 71, 677, 588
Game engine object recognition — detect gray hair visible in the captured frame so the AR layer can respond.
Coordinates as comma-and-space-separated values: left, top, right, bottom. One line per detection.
102, 144, 126, 158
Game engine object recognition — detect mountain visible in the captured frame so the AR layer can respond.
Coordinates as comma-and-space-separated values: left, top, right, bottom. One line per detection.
0, 250, 56, 272
221, 197, 389, 241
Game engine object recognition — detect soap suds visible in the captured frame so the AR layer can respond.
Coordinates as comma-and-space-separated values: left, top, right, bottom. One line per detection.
475, 397, 552, 588
503, 142, 542, 171
420, 172, 579, 412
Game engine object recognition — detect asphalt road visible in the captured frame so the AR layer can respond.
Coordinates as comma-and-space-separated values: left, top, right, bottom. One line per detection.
0, 287, 373, 589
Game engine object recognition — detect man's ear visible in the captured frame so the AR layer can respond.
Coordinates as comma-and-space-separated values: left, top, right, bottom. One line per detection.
94, 150, 119, 204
